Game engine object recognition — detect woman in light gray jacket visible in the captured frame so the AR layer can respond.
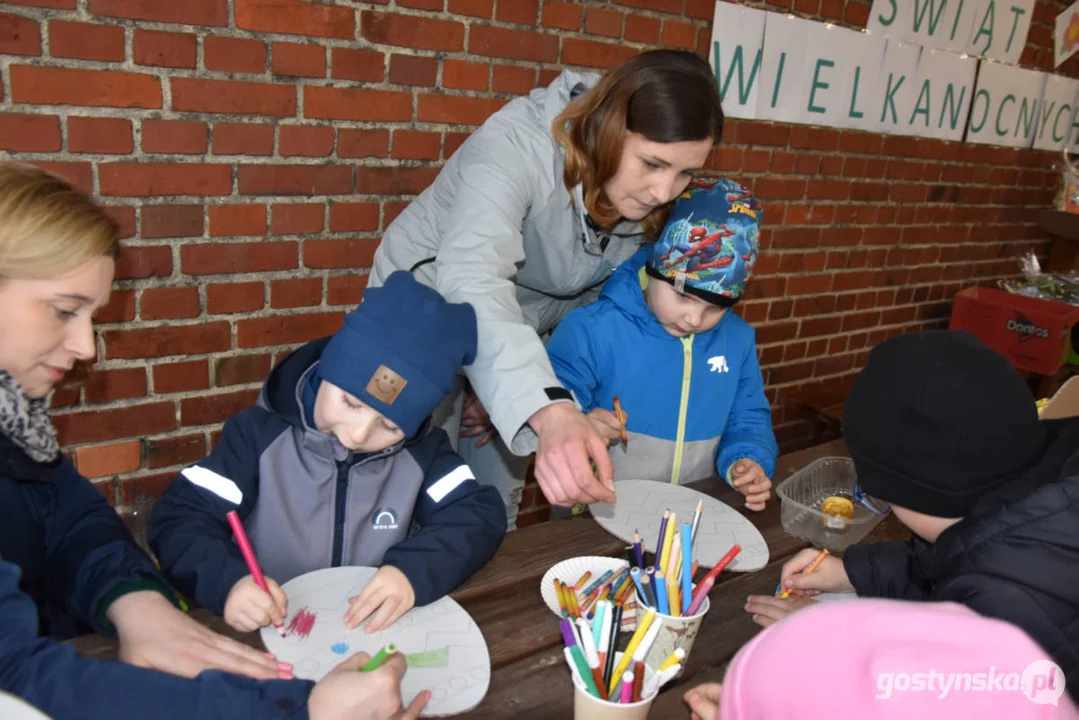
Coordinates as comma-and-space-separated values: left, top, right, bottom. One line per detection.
369, 50, 724, 528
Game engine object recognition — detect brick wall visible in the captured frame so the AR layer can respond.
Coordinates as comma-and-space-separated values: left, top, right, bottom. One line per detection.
0, 0, 1073, 526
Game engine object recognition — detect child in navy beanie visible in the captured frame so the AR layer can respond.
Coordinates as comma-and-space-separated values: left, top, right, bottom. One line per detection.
150, 271, 506, 637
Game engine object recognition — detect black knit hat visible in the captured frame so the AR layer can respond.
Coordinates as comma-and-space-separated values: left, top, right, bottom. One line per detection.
843, 330, 1049, 518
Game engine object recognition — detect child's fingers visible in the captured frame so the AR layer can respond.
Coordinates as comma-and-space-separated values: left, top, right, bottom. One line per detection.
365, 596, 404, 634
779, 547, 822, 584
265, 579, 289, 622
344, 586, 385, 629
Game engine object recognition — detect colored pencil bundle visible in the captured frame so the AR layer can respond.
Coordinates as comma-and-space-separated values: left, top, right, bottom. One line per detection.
628, 501, 742, 617
554, 565, 637, 621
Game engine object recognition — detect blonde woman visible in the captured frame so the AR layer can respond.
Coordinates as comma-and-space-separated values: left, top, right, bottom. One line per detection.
369, 50, 725, 527
0, 163, 425, 719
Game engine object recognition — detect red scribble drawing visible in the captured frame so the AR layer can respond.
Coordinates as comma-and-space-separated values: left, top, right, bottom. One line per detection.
287, 607, 316, 639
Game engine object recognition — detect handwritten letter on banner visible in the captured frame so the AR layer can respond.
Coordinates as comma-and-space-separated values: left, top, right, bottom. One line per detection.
709, 1, 1075, 149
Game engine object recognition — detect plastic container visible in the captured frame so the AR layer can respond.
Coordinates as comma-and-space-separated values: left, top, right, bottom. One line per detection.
775, 457, 888, 552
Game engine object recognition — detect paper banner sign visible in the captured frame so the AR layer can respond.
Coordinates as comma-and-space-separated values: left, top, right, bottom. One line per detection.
966, 60, 1048, 148
868, 0, 1033, 65
1055, 0, 1079, 68
1033, 73, 1079, 151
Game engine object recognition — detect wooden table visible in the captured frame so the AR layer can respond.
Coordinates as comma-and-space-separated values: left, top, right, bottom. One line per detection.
71, 440, 908, 718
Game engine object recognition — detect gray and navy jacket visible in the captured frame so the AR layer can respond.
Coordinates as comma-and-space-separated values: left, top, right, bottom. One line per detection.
148, 337, 506, 615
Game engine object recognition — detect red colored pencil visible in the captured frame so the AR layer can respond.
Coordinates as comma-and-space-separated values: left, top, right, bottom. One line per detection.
694, 544, 742, 592
226, 511, 285, 636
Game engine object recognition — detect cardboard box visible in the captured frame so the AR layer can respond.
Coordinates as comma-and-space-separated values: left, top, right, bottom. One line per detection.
949, 287, 1079, 375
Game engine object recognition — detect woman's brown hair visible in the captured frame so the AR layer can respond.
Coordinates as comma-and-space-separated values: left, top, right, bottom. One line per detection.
553, 50, 724, 233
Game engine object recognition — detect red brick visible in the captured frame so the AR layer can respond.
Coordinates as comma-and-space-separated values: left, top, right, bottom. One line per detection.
444, 132, 469, 158
105, 323, 230, 359
76, 441, 142, 478
331, 48, 385, 82
305, 86, 411, 122
752, 178, 806, 200
280, 125, 335, 157
443, 59, 488, 90
470, 26, 558, 62
182, 241, 298, 275
141, 205, 204, 238
538, 68, 560, 86
846, 1, 870, 25
685, 0, 716, 19
390, 53, 438, 86
736, 121, 791, 147
235, 0, 355, 38
362, 11, 464, 51
791, 126, 841, 151
28, 162, 91, 194
4, 0, 75, 7
327, 275, 368, 306
0, 113, 60, 152
97, 289, 135, 323
208, 204, 265, 237
49, 20, 124, 61
216, 354, 272, 386
272, 41, 326, 78
561, 38, 637, 68
542, 1, 581, 29
661, 20, 696, 49
181, 389, 259, 427
355, 166, 440, 195
212, 122, 274, 156
493, 64, 535, 94
392, 130, 440, 160
141, 287, 200, 320
85, 368, 147, 403
329, 202, 380, 232
204, 36, 265, 73
624, 14, 660, 43
206, 282, 264, 313
305, 239, 380, 268
271, 203, 324, 235
89, 0, 227, 26
0, 12, 41, 56
146, 434, 206, 469
399, 0, 443, 9
612, 0, 680, 12
115, 245, 172, 279
585, 7, 622, 37
496, 0, 538, 24
171, 78, 296, 116
99, 163, 230, 197
448, 0, 493, 17
237, 312, 344, 348
68, 116, 132, 154
238, 165, 352, 196
142, 119, 208, 154
383, 201, 409, 226
271, 277, 322, 308
339, 129, 390, 159
153, 359, 211, 394
117, 472, 178, 503
10, 66, 161, 109
417, 94, 505, 125
134, 29, 196, 68
55, 402, 176, 444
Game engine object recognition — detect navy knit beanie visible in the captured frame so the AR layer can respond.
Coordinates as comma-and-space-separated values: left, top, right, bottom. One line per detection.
318, 271, 477, 437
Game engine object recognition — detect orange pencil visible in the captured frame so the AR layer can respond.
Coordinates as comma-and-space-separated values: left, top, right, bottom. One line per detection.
778, 549, 829, 599
612, 396, 628, 447
565, 582, 581, 617
632, 660, 645, 701
555, 579, 568, 616
574, 571, 592, 591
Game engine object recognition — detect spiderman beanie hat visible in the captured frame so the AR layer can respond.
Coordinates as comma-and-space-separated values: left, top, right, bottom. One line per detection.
646, 177, 762, 307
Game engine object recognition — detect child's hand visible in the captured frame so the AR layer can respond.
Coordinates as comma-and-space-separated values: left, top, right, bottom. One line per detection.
223, 574, 288, 633
683, 682, 722, 720
344, 566, 416, 633
779, 548, 854, 595
460, 393, 497, 448
586, 407, 626, 445
744, 594, 818, 628
729, 459, 771, 511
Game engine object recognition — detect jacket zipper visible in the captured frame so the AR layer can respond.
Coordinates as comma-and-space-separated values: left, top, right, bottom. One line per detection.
331, 458, 350, 567
669, 335, 694, 484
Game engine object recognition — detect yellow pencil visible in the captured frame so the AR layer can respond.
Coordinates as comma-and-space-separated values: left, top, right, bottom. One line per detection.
778, 549, 830, 599
658, 511, 677, 574
608, 608, 655, 696
667, 569, 681, 617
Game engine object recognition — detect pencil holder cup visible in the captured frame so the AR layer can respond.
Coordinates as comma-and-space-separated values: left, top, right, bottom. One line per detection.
631, 596, 710, 672
572, 652, 658, 720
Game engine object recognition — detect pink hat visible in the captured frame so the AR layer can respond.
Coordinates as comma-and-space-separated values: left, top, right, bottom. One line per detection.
720, 599, 1077, 719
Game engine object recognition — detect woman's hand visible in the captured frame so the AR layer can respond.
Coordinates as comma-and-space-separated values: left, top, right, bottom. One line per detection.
109, 591, 290, 680
744, 594, 818, 628
528, 403, 615, 507
460, 393, 497, 448
683, 682, 722, 720
308, 650, 429, 720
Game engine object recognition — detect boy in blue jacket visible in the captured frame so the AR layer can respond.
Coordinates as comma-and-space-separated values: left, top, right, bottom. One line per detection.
150, 272, 506, 635
546, 178, 778, 510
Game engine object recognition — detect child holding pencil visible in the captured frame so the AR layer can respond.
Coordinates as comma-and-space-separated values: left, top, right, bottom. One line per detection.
757, 331, 1079, 702
546, 178, 778, 509
150, 272, 506, 635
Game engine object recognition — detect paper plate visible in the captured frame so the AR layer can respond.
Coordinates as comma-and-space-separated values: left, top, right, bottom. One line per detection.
539, 556, 638, 630
590, 480, 769, 572
261, 566, 489, 717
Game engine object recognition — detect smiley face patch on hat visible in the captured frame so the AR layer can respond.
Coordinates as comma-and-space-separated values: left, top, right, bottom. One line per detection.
366, 364, 407, 405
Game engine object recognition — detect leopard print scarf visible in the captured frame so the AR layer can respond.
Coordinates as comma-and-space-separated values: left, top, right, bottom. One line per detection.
0, 370, 59, 463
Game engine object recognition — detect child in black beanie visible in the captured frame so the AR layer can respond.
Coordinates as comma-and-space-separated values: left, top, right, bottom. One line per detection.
762, 330, 1079, 701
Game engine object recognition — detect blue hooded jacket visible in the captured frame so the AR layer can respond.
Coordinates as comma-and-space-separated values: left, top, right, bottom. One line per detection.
546, 246, 778, 485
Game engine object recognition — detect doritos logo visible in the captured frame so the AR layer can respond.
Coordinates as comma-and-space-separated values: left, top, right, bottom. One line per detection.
1007, 314, 1050, 343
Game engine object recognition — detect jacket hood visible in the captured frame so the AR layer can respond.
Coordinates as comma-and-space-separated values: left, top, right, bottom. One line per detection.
259, 336, 327, 429
538, 69, 600, 128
